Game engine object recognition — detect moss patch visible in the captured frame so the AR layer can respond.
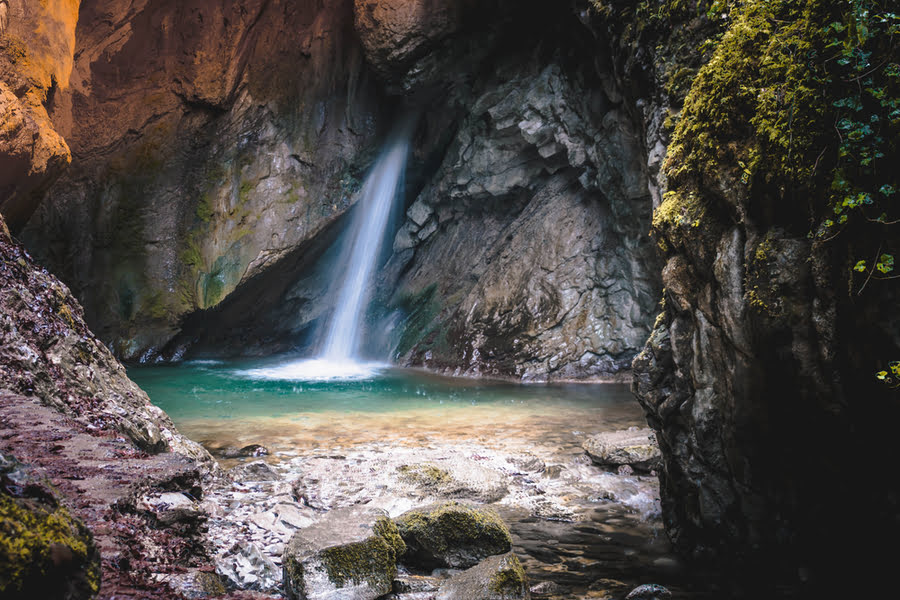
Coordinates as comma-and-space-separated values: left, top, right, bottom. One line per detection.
397, 463, 454, 488
318, 535, 395, 589
0, 492, 100, 598
488, 554, 527, 597
394, 502, 512, 570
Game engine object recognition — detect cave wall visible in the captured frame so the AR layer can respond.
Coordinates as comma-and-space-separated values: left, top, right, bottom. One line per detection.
19, 0, 386, 360
144, 0, 663, 379
6, 0, 898, 585
380, 51, 659, 380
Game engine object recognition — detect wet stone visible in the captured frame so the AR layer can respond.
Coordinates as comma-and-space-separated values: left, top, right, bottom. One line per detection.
625, 583, 672, 600
435, 552, 529, 600
395, 502, 512, 570
582, 428, 661, 473
282, 505, 405, 600
229, 460, 281, 482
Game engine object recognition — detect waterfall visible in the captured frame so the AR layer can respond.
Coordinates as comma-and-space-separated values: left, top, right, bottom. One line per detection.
321, 135, 409, 360
240, 123, 411, 381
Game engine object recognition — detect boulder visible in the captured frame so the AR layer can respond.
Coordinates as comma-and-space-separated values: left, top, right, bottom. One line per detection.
625, 583, 672, 600
436, 552, 529, 600
282, 505, 406, 600
216, 542, 280, 592
394, 502, 511, 570
582, 428, 661, 473
396, 461, 508, 503
353, 0, 465, 81
0, 452, 101, 599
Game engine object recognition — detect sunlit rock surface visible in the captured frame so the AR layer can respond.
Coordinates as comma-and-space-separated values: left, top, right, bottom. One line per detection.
0, 0, 78, 230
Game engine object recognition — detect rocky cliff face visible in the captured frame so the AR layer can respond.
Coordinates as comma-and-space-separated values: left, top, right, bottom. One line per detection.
381, 51, 659, 380
89, 0, 663, 380
6, 0, 899, 587
0, 0, 78, 230
617, 0, 900, 584
0, 213, 209, 461
20, 0, 385, 360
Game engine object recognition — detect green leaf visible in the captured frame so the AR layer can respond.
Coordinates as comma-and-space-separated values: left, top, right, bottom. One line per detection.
854, 260, 868, 272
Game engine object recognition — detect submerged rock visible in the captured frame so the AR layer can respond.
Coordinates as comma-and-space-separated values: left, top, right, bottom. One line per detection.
397, 461, 508, 502
394, 502, 512, 570
221, 444, 270, 459
282, 505, 406, 600
582, 428, 661, 473
436, 552, 529, 600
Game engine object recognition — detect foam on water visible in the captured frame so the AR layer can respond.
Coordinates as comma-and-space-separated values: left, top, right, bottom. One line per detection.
238, 358, 387, 382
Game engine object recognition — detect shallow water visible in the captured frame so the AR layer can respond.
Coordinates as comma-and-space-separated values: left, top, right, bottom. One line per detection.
130, 358, 645, 458
130, 358, 710, 598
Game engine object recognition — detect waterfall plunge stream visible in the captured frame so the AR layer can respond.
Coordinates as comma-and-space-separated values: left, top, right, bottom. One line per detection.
322, 137, 409, 360
243, 127, 411, 381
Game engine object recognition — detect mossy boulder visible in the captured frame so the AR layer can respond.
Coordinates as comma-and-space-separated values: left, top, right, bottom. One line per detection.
282, 505, 405, 600
394, 502, 512, 570
436, 552, 529, 600
0, 453, 101, 600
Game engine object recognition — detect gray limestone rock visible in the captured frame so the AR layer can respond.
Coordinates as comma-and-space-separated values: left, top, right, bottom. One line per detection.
282, 505, 406, 600
229, 461, 282, 483
582, 428, 661, 473
435, 553, 529, 600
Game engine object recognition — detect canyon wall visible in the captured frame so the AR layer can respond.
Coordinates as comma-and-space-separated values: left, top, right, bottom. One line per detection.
3, 0, 898, 586
20, 0, 385, 360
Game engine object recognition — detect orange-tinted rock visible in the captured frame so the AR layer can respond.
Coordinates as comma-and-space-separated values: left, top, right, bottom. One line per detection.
0, 0, 80, 230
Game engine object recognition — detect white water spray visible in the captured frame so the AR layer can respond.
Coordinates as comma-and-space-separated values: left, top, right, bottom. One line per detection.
241, 125, 411, 382
322, 136, 409, 360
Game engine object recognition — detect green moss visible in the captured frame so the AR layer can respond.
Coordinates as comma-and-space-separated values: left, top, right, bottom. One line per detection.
56, 303, 76, 329
284, 188, 302, 204
318, 519, 402, 590
195, 192, 214, 223
488, 554, 527, 597
372, 516, 406, 558
397, 464, 454, 488
652, 190, 706, 231
754, 231, 775, 262
238, 180, 254, 205
0, 494, 100, 597
393, 284, 441, 357
394, 502, 512, 569
142, 291, 170, 320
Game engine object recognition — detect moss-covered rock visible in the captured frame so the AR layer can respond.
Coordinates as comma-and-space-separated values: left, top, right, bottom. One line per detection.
436, 552, 529, 600
394, 502, 512, 570
0, 452, 101, 600
282, 505, 405, 600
